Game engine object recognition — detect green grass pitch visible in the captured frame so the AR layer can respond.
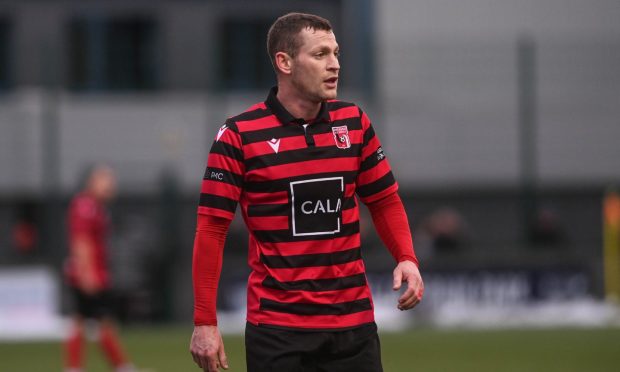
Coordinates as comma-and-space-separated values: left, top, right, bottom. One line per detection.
1, 327, 619, 371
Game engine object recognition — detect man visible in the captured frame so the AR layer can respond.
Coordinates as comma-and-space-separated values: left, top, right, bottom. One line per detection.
64, 165, 134, 372
190, 12, 424, 372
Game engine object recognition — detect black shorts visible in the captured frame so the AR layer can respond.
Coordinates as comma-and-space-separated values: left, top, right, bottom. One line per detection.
245, 322, 383, 372
70, 287, 114, 319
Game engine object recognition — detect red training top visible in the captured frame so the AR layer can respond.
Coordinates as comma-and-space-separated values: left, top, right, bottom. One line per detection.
65, 193, 110, 289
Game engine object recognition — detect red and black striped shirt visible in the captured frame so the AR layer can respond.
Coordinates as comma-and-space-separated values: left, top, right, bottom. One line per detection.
198, 87, 398, 329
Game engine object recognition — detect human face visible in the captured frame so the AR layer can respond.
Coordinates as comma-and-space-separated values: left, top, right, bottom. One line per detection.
290, 28, 340, 102
89, 166, 117, 201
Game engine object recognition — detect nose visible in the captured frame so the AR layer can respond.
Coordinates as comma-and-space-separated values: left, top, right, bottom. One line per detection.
328, 53, 340, 71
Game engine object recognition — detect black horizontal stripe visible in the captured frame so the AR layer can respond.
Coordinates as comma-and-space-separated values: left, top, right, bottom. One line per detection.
262, 273, 367, 292
357, 172, 396, 199
198, 193, 237, 213
203, 167, 243, 187
330, 117, 363, 131
244, 171, 357, 194
242, 124, 304, 144
230, 107, 270, 123
209, 140, 243, 162
241, 118, 362, 145
260, 297, 372, 316
363, 125, 376, 147
253, 222, 359, 243
248, 203, 289, 217
342, 196, 356, 210
245, 144, 361, 171
326, 100, 357, 111
261, 247, 361, 269
360, 146, 382, 173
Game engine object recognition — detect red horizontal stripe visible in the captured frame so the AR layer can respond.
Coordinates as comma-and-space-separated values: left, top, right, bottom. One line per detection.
243, 191, 289, 205
359, 183, 399, 204
361, 136, 381, 159
246, 157, 358, 180
329, 106, 360, 122
216, 129, 242, 148
247, 215, 289, 230
361, 111, 371, 128
248, 309, 375, 329
342, 207, 359, 224
197, 206, 235, 220
237, 114, 281, 133
345, 184, 356, 198
207, 153, 245, 175
357, 160, 392, 187
267, 260, 365, 282
246, 207, 356, 230
201, 180, 241, 200
259, 285, 369, 305
256, 234, 361, 256
243, 102, 267, 113
244, 136, 307, 158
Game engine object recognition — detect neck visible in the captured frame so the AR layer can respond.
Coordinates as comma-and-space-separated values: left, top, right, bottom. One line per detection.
276, 83, 321, 122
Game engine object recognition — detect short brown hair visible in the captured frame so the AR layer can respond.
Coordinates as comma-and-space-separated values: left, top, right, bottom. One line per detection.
267, 12, 332, 72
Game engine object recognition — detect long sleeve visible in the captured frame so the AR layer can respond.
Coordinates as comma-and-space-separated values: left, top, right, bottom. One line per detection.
366, 192, 419, 267
192, 213, 231, 326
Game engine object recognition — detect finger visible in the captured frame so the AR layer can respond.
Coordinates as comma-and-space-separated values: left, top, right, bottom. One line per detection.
398, 284, 416, 304
392, 268, 403, 290
398, 274, 417, 302
190, 347, 202, 369
399, 296, 420, 310
207, 354, 219, 372
218, 343, 229, 370
399, 288, 421, 309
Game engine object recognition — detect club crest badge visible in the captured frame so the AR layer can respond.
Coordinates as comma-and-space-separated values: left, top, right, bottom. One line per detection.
331, 125, 351, 149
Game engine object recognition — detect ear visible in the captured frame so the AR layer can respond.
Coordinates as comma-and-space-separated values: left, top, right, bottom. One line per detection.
274, 51, 293, 75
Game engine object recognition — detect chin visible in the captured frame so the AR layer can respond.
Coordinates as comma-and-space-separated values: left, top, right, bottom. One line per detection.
322, 89, 338, 100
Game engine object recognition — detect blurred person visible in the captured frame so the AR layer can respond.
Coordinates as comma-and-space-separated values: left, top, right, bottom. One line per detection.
12, 199, 38, 255
528, 207, 566, 248
416, 207, 469, 257
64, 165, 135, 372
190, 12, 423, 372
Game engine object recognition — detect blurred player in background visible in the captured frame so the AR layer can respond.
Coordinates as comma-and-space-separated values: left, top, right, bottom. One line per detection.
64, 165, 135, 372
190, 12, 424, 372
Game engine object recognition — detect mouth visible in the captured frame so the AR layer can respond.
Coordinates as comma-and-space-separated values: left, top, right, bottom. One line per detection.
324, 77, 338, 87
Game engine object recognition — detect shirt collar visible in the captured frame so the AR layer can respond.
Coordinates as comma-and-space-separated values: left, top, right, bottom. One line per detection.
265, 86, 331, 125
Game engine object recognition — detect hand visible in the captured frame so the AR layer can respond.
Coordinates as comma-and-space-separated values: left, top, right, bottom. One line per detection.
190, 325, 229, 371
392, 260, 424, 310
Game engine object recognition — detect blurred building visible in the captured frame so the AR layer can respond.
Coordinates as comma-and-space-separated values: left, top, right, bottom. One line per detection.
0, 0, 619, 323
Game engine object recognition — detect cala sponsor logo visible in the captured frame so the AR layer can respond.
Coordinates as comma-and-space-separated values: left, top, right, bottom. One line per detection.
301, 198, 342, 215
290, 177, 344, 236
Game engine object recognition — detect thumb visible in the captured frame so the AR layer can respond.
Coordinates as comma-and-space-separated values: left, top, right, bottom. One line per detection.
393, 267, 403, 290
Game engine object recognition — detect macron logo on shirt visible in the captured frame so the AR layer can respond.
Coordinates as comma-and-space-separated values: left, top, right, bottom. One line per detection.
267, 138, 280, 154
216, 125, 228, 142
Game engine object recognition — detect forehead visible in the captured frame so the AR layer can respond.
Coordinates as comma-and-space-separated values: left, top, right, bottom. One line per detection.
297, 28, 338, 51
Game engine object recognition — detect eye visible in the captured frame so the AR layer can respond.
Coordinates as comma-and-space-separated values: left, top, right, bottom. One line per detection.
334, 50, 341, 58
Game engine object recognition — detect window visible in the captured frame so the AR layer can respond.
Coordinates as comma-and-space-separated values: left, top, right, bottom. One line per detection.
68, 16, 159, 91
219, 19, 274, 90
0, 18, 11, 90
